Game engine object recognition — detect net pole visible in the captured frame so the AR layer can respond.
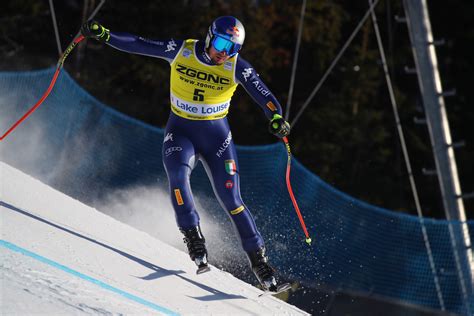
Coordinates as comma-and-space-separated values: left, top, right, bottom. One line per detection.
48, 0, 63, 57
368, 0, 445, 309
285, 0, 307, 121
291, 0, 380, 128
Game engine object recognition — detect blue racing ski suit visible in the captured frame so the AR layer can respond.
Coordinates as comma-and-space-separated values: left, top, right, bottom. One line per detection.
106, 33, 283, 252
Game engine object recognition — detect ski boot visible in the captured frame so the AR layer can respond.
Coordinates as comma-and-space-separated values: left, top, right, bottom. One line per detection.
180, 225, 210, 274
247, 247, 278, 291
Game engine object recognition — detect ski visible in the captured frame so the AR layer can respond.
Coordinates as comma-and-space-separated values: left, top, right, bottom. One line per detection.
258, 282, 292, 297
196, 263, 211, 274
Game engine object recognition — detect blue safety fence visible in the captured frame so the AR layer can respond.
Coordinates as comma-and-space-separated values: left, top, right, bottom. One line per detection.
1, 68, 473, 315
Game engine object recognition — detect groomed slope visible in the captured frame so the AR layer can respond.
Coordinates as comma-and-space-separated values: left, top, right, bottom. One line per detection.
0, 161, 308, 315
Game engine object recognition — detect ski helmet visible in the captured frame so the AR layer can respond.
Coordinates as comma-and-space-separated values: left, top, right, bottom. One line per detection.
205, 16, 245, 57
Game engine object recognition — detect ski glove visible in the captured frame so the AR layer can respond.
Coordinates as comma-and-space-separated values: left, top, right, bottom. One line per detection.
269, 114, 291, 138
81, 20, 110, 43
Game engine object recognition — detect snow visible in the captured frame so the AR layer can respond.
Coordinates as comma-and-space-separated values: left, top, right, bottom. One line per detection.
0, 161, 308, 315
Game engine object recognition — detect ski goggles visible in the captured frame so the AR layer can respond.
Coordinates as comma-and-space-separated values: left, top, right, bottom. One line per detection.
211, 35, 241, 56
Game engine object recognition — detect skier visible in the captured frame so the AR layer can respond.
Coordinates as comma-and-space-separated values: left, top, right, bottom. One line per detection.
81, 16, 291, 291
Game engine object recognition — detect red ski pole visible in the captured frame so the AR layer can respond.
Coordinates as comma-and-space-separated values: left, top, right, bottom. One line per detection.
282, 136, 312, 245
1, 0, 104, 141
0, 35, 85, 142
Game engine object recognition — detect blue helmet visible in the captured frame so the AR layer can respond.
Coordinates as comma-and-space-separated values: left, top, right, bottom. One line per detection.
205, 16, 245, 57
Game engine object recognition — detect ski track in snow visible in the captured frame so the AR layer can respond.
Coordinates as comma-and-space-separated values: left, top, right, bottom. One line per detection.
0, 161, 308, 315
1, 249, 162, 315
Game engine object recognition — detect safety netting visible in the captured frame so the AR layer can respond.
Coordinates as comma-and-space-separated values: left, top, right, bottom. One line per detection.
1, 68, 472, 315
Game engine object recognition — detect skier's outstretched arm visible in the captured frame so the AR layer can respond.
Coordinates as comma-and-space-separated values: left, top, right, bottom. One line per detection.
235, 57, 291, 138
81, 20, 183, 63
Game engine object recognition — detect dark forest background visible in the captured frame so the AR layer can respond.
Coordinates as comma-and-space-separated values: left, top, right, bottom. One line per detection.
1, 0, 473, 220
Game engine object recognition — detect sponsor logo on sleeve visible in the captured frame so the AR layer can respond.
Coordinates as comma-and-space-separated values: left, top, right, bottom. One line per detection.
138, 37, 164, 45
242, 68, 253, 82
165, 39, 177, 52
174, 189, 184, 205
266, 101, 277, 111
252, 80, 271, 97
225, 159, 237, 176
